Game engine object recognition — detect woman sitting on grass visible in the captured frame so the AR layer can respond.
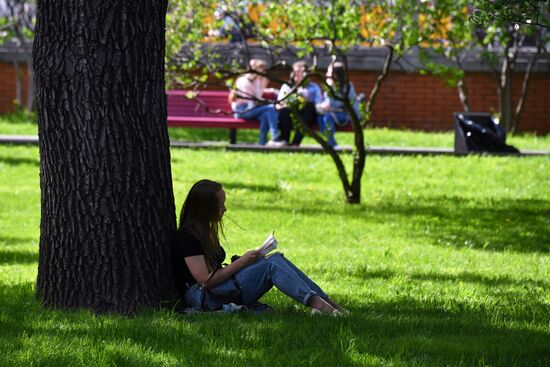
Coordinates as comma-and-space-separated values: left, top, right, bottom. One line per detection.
172, 179, 345, 315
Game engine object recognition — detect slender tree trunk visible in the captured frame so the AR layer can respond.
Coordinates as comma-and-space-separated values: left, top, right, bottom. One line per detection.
454, 57, 471, 112
364, 46, 393, 128
457, 79, 471, 112
12, 59, 22, 108
25, 53, 35, 111
346, 45, 394, 204
290, 108, 354, 201
512, 47, 541, 134
34, 0, 176, 315
499, 51, 514, 132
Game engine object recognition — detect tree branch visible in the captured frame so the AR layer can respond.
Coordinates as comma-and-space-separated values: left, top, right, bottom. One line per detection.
513, 44, 543, 133
364, 45, 394, 128
290, 106, 353, 200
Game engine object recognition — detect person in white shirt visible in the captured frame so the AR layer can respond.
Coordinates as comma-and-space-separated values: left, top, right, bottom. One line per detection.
276, 61, 324, 146
230, 59, 282, 146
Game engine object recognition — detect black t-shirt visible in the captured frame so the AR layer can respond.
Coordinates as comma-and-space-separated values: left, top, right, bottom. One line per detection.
171, 229, 226, 297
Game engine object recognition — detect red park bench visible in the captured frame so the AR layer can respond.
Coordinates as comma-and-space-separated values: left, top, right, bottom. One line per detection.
166, 90, 353, 144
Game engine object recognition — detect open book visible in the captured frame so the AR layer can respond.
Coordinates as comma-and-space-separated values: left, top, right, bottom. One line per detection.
257, 231, 278, 256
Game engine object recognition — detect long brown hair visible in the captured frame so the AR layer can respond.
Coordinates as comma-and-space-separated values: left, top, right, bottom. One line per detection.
327, 61, 349, 96
178, 179, 225, 270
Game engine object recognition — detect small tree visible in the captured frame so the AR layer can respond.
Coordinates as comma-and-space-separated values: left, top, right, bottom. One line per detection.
416, 1, 475, 112
417, 0, 549, 133
167, 0, 422, 204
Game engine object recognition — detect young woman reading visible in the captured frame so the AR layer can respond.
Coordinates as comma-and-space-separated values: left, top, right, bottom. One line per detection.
172, 179, 345, 315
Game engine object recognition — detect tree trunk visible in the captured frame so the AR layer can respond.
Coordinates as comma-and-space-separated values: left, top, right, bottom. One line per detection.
26, 56, 35, 111
12, 59, 22, 108
457, 79, 471, 112
34, 0, 176, 314
499, 52, 514, 132
290, 107, 355, 202
512, 46, 541, 134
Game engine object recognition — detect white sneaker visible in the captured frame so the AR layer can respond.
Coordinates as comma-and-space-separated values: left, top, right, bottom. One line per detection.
267, 140, 286, 147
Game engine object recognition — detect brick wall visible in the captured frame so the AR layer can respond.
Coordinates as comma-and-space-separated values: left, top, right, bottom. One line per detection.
1, 60, 548, 133
349, 70, 550, 133
0, 62, 30, 113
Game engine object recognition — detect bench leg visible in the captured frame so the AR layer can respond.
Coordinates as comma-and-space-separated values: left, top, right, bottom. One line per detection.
229, 129, 237, 144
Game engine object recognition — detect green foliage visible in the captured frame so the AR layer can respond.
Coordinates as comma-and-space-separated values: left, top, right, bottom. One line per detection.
1, 144, 550, 365
165, 0, 432, 203
418, 50, 465, 87
471, 0, 550, 28
165, 0, 424, 88
0, 0, 35, 46
417, 0, 549, 133
415, 0, 474, 85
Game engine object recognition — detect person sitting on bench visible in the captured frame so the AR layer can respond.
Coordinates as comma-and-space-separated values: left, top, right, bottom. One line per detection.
318, 61, 360, 148
277, 61, 324, 146
230, 59, 283, 146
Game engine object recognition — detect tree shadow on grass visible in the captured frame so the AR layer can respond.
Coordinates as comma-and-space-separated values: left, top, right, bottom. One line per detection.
367, 195, 550, 253
223, 181, 281, 193
352, 266, 550, 289
0, 248, 38, 264
0, 155, 40, 166
240, 194, 550, 253
2, 282, 549, 366
0, 235, 37, 247
343, 296, 550, 366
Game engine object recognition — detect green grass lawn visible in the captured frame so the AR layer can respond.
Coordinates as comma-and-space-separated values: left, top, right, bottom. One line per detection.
1, 140, 549, 366
1, 113, 550, 150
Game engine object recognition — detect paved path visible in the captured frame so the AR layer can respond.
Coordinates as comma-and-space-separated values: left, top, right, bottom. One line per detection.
1, 135, 549, 156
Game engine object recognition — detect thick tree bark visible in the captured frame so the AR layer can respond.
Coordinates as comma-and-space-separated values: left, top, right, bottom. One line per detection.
34, 0, 176, 314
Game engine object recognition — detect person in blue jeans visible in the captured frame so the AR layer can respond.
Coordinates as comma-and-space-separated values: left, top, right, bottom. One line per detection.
171, 179, 345, 315
230, 59, 282, 145
232, 103, 279, 145
318, 61, 361, 148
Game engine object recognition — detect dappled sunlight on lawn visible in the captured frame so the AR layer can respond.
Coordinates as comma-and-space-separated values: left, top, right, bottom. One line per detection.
1, 144, 549, 365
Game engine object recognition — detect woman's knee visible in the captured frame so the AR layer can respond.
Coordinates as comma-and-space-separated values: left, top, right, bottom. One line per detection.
264, 253, 285, 266
266, 252, 283, 259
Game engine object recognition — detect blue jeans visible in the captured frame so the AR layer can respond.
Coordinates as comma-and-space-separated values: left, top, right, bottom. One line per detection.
320, 112, 349, 147
184, 253, 329, 310
234, 103, 280, 145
